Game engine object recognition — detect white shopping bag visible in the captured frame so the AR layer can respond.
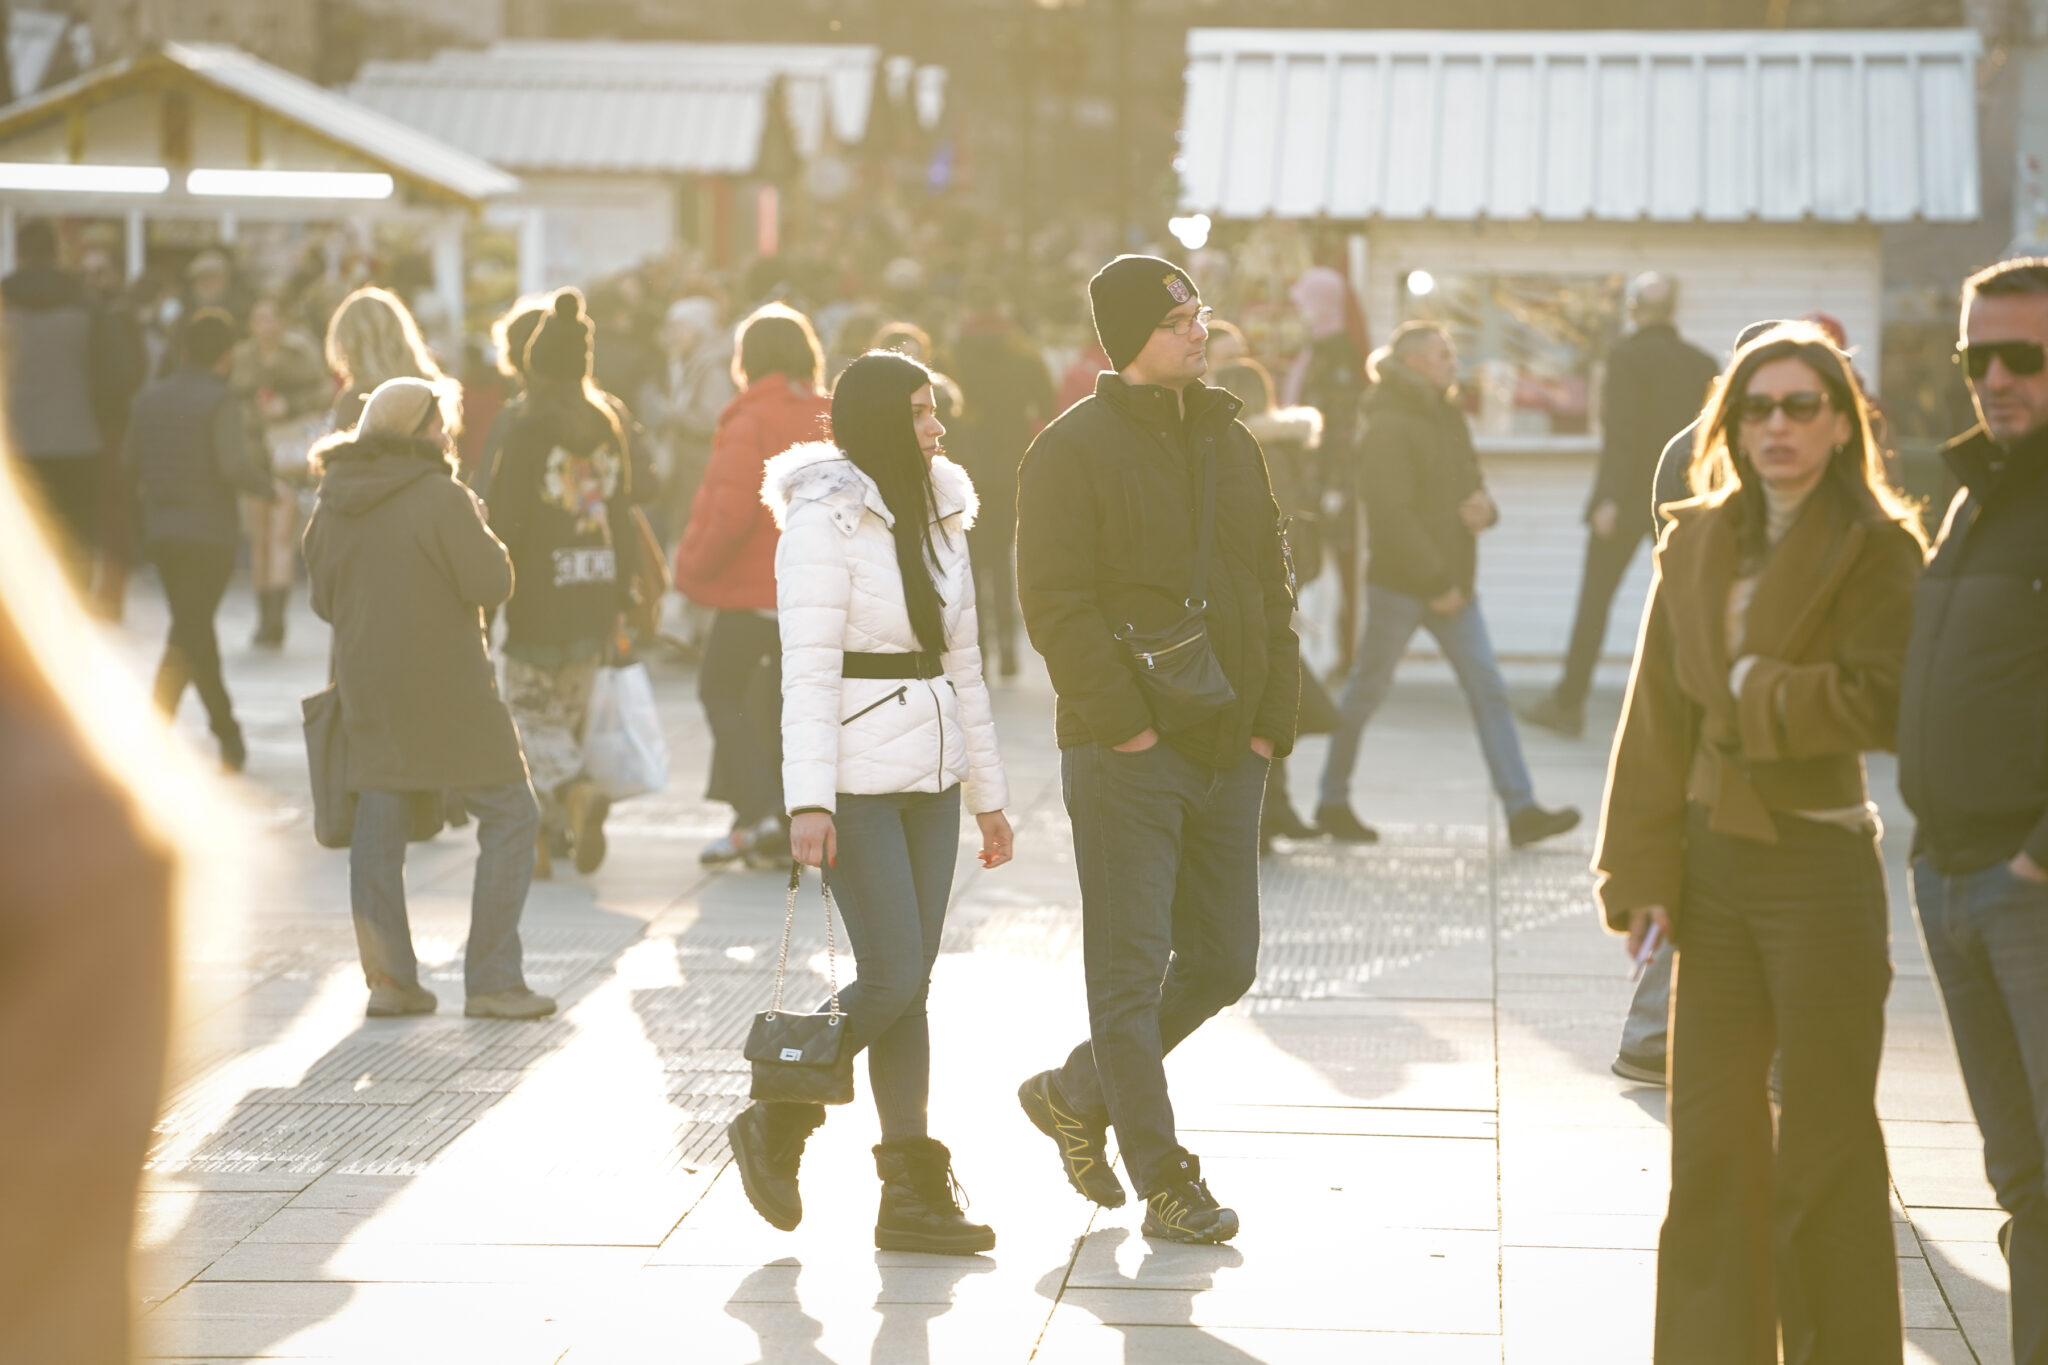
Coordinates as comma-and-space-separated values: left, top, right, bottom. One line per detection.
581, 662, 670, 801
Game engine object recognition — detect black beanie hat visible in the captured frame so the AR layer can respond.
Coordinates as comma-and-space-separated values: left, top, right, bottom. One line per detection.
1089, 255, 1198, 371
526, 288, 592, 383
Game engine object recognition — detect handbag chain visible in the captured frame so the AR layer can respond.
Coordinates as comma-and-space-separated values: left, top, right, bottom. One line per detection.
769, 861, 842, 1019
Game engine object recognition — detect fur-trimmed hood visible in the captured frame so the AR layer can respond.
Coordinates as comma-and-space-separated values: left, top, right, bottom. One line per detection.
312, 430, 458, 515
761, 439, 978, 536
1243, 405, 1324, 452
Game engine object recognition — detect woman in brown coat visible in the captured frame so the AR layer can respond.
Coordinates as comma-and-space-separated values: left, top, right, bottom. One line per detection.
1594, 323, 1926, 1364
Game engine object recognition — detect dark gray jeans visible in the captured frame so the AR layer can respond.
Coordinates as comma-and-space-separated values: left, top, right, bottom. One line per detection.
1914, 856, 2048, 1365
819, 785, 961, 1142
1053, 742, 1265, 1195
348, 781, 538, 997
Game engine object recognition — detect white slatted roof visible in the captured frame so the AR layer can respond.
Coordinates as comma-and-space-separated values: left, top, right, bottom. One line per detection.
1180, 28, 1982, 224
350, 42, 926, 176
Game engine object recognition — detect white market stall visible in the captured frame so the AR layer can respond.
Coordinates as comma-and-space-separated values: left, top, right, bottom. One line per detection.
350, 41, 948, 289
1177, 26, 1981, 662
0, 42, 517, 346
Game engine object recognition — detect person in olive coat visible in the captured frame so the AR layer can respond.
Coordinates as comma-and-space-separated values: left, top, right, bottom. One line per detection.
302, 378, 555, 1022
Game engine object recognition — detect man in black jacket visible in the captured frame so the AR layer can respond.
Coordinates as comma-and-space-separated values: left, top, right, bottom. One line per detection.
1900, 256, 2048, 1365
1522, 274, 1719, 738
121, 310, 271, 772
1313, 322, 1578, 849
1014, 256, 1299, 1245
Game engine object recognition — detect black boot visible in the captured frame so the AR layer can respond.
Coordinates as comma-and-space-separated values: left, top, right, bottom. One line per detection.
727, 1101, 824, 1231
873, 1138, 995, 1255
252, 587, 287, 648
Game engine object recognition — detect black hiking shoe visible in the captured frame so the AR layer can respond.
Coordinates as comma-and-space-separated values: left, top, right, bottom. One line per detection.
1508, 804, 1582, 849
873, 1138, 996, 1255
1018, 1070, 1126, 1208
1142, 1153, 1239, 1245
1313, 803, 1380, 844
727, 1101, 824, 1232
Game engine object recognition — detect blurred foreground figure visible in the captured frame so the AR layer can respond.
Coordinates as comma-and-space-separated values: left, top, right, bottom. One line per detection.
0, 423, 178, 1361
304, 378, 555, 1022
1900, 258, 2048, 1365
1596, 323, 1924, 1363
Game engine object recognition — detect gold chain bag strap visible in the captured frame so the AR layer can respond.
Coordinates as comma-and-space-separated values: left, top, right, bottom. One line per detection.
742, 861, 857, 1105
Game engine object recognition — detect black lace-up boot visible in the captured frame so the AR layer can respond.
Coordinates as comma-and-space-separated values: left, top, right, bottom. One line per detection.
873, 1138, 996, 1255
727, 1101, 825, 1231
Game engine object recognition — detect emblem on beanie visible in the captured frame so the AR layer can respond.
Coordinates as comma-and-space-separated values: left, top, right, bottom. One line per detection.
1164, 275, 1192, 304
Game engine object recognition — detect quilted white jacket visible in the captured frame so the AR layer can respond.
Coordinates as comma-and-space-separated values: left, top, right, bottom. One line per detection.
762, 441, 1009, 816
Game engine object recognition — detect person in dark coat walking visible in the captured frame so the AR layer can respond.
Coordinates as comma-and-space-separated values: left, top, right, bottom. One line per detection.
121, 309, 271, 773
1523, 274, 1720, 738
3, 220, 129, 587
1899, 257, 2048, 1365
303, 378, 556, 1022
1314, 321, 1579, 849
1015, 256, 1300, 1244
948, 281, 1056, 678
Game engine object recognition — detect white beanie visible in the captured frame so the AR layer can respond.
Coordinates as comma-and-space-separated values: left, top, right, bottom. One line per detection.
357, 377, 440, 438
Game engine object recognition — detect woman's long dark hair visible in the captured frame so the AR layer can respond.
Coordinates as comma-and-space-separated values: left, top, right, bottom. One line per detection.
831, 351, 948, 654
1689, 321, 1925, 562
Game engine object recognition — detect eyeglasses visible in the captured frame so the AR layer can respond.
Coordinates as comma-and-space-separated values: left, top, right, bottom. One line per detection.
1956, 340, 2048, 381
1736, 391, 1830, 424
1157, 306, 1214, 338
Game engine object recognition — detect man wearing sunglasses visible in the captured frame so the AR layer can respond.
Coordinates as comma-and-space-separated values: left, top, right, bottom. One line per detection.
1898, 256, 2048, 1365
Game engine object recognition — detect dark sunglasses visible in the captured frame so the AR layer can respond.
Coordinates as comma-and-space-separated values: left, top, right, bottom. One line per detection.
1736, 391, 1830, 424
1956, 340, 2048, 381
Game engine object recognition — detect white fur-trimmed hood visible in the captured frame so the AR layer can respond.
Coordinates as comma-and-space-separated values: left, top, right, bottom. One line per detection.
761, 440, 979, 536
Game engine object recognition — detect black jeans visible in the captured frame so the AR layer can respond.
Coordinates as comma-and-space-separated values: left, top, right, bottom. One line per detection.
812, 785, 961, 1141
149, 540, 239, 744
1555, 526, 1646, 709
698, 610, 783, 827
1658, 808, 1900, 1365
1053, 742, 1265, 1194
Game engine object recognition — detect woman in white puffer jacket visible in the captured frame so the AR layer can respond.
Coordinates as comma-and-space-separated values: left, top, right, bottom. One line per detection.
726, 350, 1013, 1257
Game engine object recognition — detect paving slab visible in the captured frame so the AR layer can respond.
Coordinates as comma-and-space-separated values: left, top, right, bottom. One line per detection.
112, 587, 2011, 1361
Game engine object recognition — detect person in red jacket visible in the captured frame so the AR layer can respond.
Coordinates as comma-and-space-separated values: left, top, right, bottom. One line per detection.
673, 304, 831, 867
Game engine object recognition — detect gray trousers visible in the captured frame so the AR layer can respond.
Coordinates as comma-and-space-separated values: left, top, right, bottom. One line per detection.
348, 781, 538, 997
1620, 941, 1674, 1061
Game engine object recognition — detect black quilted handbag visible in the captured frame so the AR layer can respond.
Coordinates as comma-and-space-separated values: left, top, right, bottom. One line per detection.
743, 862, 856, 1105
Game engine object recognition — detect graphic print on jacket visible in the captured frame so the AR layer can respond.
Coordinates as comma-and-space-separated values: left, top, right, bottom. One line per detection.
762, 440, 1008, 816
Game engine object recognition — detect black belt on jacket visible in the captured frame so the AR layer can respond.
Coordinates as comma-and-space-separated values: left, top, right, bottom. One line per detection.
843, 650, 942, 680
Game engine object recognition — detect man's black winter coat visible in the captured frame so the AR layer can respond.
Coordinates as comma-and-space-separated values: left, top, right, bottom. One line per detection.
1898, 422, 2048, 874
1590, 322, 1720, 534
1016, 373, 1300, 768
1359, 365, 1490, 603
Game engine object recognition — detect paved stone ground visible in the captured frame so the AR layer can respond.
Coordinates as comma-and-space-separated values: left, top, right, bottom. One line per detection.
114, 582, 2012, 1364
